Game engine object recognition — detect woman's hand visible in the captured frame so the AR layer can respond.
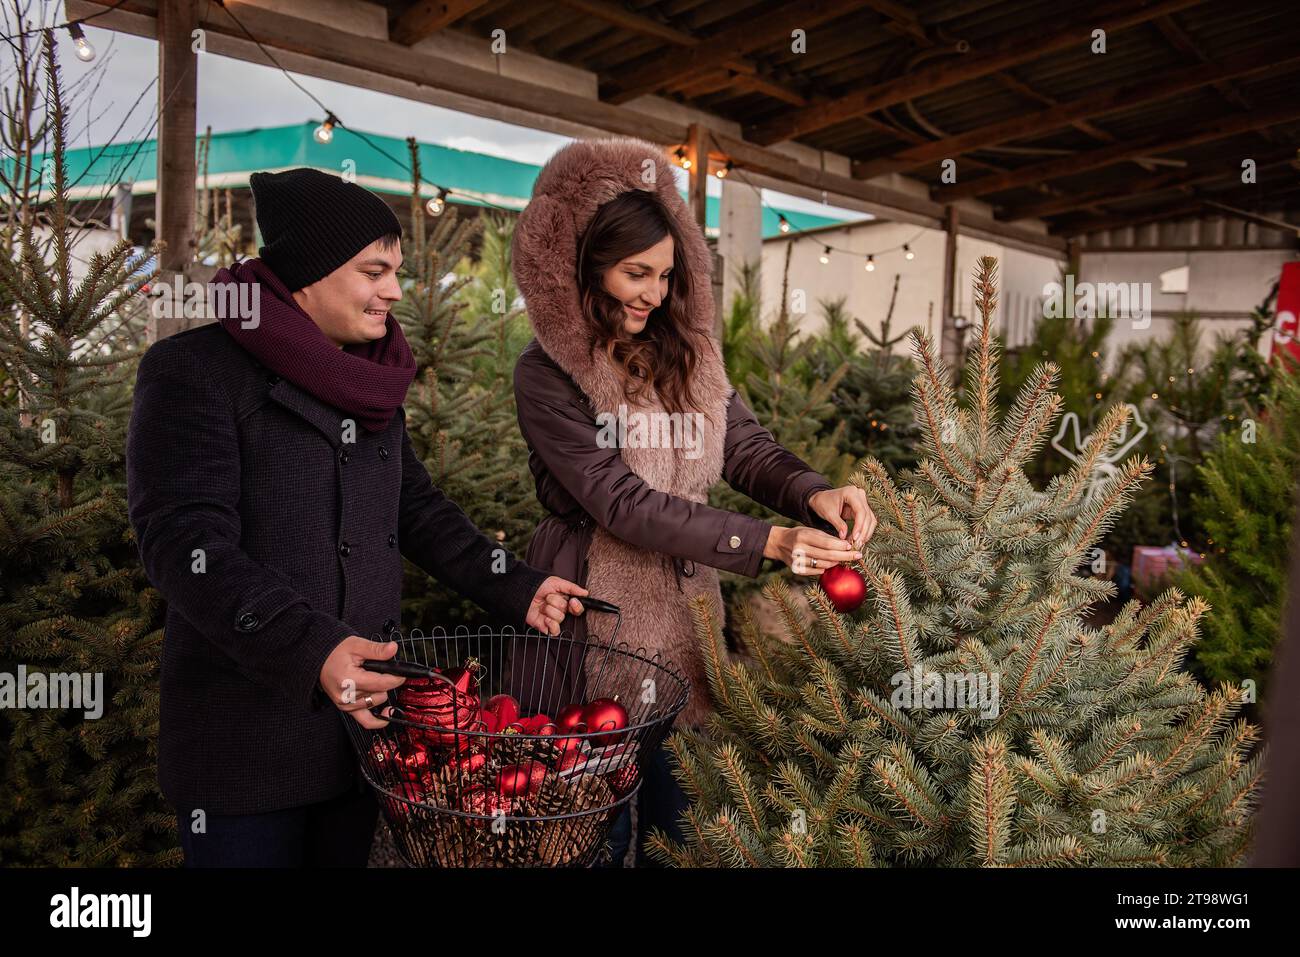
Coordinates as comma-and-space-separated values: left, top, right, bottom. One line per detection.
809, 486, 877, 549
526, 576, 589, 636
764, 525, 862, 577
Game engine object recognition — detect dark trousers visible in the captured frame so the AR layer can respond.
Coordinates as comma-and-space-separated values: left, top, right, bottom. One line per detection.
599, 743, 689, 868
176, 785, 378, 867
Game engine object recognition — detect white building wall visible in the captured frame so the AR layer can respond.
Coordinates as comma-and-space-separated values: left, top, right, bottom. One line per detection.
759, 222, 1064, 354
1078, 249, 1293, 365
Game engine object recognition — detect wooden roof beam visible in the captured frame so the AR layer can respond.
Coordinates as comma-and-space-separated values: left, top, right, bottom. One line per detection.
851, 39, 1299, 181
1002, 149, 1300, 221
389, 0, 491, 47
934, 99, 1300, 202
602, 0, 863, 106
745, 0, 1206, 146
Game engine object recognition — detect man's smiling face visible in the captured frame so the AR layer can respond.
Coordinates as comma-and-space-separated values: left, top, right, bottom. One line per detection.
291, 235, 403, 348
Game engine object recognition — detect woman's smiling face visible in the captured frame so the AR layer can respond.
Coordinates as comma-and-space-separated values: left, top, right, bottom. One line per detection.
601, 233, 673, 335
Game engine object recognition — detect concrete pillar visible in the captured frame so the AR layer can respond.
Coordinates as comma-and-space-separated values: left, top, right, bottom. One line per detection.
718, 174, 762, 332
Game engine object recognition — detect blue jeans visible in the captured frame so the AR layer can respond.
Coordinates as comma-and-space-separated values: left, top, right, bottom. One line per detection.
599, 743, 689, 868
176, 784, 378, 867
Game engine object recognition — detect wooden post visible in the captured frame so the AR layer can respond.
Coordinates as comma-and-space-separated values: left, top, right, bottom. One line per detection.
940, 204, 960, 375
152, 0, 199, 343
685, 123, 722, 336
686, 123, 708, 229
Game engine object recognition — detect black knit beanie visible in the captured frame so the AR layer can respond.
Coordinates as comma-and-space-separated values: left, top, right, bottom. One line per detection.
249, 167, 402, 291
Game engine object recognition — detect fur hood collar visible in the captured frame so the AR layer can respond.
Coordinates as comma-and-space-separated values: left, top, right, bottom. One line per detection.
510, 136, 719, 396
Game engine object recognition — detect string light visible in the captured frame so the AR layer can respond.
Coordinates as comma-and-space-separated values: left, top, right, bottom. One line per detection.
777, 214, 791, 234
313, 113, 338, 144
674, 146, 691, 170
904, 243, 914, 261
715, 160, 733, 179
865, 254, 875, 272
210, 0, 511, 222
425, 187, 448, 217
67, 21, 95, 61
820, 246, 831, 264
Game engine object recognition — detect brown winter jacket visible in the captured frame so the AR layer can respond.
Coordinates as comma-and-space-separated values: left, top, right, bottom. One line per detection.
508, 137, 835, 728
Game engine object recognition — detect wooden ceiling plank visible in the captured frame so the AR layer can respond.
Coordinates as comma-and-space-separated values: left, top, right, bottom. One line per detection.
851, 38, 1300, 180
389, 0, 493, 46
746, 0, 1206, 146
604, 0, 864, 105
933, 99, 1300, 202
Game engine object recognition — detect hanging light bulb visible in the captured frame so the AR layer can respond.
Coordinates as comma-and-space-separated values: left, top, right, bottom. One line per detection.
820, 246, 830, 265
865, 254, 875, 272
67, 21, 95, 62
425, 187, 449, 217
673, 146, 691, 170
903, 243, 914, 261
778, 214, 791, 234
313, 113, 338, 145
715, 160, 733, 179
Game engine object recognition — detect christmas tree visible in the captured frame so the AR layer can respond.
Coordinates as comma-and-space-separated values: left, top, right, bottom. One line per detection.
711, 243, 854, 524
0, 35, 175, 865
802, 276, 919, 477
1175, 360, 1300, 699
394, 140, 544, 629
649, 257, 1260, 867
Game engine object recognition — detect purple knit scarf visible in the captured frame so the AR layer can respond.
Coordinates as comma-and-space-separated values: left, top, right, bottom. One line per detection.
212, 258, 416, 432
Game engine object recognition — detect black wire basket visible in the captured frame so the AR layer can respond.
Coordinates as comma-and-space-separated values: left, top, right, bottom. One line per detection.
342, 596, 689, 867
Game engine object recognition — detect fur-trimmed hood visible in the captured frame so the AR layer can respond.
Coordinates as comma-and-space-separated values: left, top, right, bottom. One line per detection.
510, 136, 723, 413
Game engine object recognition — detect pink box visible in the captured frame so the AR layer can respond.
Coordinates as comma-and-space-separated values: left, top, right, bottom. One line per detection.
1131, 544, 1204, 599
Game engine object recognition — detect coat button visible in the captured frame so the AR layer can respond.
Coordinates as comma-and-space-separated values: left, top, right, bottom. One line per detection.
681, 559, 695, 577
339, 448, 350, 464
387, 533, 396, 548
338, 540, 351, 557
266, 374, 280, 386
378, 445, 389, 460
382, 618, 397, 635
237, 612, 259, 631
729, 535, 741, 549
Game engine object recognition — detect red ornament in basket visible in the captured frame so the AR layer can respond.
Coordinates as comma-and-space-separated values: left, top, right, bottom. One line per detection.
396, 660, 483, 749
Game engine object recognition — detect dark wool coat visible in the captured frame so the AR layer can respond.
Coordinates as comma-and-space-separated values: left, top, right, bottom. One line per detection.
508, 137, 836, 727
126, 322, 547, 816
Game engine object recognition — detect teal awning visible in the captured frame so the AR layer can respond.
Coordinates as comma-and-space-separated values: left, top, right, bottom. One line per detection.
8, 122, 852, 237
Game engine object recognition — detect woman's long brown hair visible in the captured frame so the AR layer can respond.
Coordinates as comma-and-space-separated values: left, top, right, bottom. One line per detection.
576, 188, 707, 415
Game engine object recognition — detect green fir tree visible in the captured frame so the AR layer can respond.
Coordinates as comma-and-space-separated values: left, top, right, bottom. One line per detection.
0, 35, 175, 865
1175, 361, 1300, 699
650, 258, 1260, 868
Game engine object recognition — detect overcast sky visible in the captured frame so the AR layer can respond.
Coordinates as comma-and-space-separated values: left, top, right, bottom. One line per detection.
2, 3, 863, 220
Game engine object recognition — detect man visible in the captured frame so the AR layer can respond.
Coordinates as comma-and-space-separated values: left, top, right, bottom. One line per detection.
126, 167, 587, 866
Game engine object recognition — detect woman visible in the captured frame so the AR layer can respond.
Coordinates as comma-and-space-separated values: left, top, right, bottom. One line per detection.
509, 137, 877, 866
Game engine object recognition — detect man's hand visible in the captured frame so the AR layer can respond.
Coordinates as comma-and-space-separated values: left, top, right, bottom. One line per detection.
809, 486, 877, 549
526, 576, 589, 636
319, 636, 407, 729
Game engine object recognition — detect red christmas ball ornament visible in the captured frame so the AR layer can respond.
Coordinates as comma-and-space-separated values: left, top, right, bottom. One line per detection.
446, 750, 487, 777
555, 703, 585, 733
819, 563, 868, 613
495, 761, 546, 798
484, 694, 520, 729
518, 713, 554, 735
581, 696, 629, 747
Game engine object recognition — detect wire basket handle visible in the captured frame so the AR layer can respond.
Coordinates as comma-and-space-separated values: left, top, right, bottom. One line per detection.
574, 594, 620, 644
